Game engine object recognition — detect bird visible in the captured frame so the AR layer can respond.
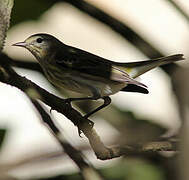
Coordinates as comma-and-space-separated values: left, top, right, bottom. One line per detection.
13, 33, 184, 118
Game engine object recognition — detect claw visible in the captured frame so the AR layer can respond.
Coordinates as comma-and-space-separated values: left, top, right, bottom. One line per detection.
77, 118, 94, 138
83, 114, 94, 129
78, 127, 83, 138
84, 116, 94, 129
50, 108, 53, 113
65, 98, 71, 104
83, 116, 94, 128
88, 119, 94, 128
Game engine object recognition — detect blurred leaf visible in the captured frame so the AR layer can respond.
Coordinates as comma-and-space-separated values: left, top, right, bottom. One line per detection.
102, 159, 165, 180
10, 0, 55, 27
37, 158, 164, 180
38, 174, 82, 180
0, 129, 7, 149
0, 0, 14, 51
119, 109, 166, 145
104, 106, 167, 145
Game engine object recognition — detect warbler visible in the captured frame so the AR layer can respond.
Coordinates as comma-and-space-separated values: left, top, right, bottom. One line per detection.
13, 33, 184, 118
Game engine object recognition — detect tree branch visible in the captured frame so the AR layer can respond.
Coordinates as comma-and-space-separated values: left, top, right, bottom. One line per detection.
31, 100, 103, 180
11, 58, 43, 72
0, 53, 118, 159
0, 53, 178, 160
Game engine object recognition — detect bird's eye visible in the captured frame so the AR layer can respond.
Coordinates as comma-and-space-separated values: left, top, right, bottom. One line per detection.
36, 38, 43, 43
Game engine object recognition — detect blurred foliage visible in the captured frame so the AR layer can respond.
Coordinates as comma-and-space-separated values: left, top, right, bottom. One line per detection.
101, 105, 167, 145
0, 129, 7, 150
118, 110, 166, 144
102, 159, 165, 180
10, 0, 54, 27
37, 159, 165, 180
38, 174, 81, 180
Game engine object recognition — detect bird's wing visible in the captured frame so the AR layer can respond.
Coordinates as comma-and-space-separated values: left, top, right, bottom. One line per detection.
111, 66, 147, 88
55, 46, 112, 78
55, 46, 147, 88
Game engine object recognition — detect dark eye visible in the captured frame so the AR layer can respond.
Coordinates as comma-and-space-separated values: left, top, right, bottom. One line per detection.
36, 38, 43, 43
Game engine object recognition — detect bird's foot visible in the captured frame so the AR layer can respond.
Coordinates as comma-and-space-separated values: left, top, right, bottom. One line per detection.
64, 98, 72, 104
77, 117, 94, 137
83, 114, 94, 128
50, 107, 54, 113
77, 127, 83, 137
87, 119, 94, 128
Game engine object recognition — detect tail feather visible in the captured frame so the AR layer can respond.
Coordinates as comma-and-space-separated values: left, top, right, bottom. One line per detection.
115, 54, 184, 78
121, 84, 149, 94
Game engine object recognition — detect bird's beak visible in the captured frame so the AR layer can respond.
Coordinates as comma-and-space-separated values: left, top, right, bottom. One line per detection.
12, 41, 27, 47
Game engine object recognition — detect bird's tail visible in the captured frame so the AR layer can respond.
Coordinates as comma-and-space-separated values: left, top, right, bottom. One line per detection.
116, 54, 184, 78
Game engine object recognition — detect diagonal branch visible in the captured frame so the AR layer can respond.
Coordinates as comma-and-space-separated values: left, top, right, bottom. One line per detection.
0, 53, 117, 159
0, 53, 178, 160
31, 100, 103, 180
63, 0, 162, 58
167, 0, 189, 24
11, 58, 43, 72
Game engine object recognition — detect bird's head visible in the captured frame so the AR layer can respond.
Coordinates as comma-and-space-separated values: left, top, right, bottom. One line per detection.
13, 33, 62, 61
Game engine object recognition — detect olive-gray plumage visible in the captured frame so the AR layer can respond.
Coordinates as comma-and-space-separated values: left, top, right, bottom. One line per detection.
13, 33, 184, 117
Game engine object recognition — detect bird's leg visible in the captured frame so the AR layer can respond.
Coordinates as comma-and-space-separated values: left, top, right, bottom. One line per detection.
65, 96, 98, 132
65, 97, 96, 123
65, 96, 111, 118
65, 96, 111, 136
65, 97, 95, 104
84, 96, 111, 118
65, 96, 98, 121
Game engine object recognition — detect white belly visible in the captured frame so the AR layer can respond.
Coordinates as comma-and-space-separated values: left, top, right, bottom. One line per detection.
46, 69, 126, 97
43, 64, 127, 97
69, 76, 126, 97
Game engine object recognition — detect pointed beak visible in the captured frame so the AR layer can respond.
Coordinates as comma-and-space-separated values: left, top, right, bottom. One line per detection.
12, 41, 27, 47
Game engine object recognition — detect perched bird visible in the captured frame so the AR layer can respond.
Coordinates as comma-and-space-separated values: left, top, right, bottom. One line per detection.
13, 33, 184, 118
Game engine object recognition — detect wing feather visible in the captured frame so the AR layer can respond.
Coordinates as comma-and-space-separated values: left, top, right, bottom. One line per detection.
55, 45, 147, 88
